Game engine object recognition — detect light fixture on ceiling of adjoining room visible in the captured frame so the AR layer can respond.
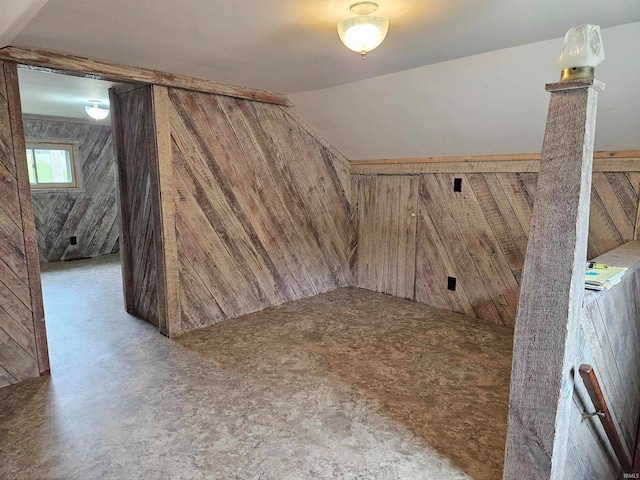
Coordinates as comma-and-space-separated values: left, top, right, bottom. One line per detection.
337, 2, 389, 60
85, 100, 109, 120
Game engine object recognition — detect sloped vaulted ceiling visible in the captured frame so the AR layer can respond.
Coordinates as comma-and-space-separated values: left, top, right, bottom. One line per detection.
9, 0, 640, 94
7, 1, 640, 158
0, 0, 50, 48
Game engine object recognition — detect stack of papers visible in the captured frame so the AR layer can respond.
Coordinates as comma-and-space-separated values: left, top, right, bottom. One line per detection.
585, 265, 627, 291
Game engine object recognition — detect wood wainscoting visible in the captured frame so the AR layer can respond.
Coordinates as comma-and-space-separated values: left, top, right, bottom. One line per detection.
350, 159, 640, 327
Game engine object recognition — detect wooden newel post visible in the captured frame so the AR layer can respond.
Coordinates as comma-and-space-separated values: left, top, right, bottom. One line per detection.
503, 78, 605, 479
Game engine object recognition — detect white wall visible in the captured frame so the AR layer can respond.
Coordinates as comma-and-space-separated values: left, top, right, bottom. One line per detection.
290, 22, 640, 160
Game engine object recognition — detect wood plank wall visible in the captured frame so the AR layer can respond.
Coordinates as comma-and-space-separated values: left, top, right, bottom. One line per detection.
24, 116, 119, 262
352, 175, 418, 299
110, 86, 160, 327
165, 88, 350, 334
351, 168, 640, 327
0, 61, 48, 388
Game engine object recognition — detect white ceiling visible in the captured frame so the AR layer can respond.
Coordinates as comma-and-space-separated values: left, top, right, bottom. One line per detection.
6, 1, 639, 156
9, 0, 640, 94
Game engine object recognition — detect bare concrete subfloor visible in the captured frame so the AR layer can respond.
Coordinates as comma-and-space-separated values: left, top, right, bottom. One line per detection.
0, 255, 513, 480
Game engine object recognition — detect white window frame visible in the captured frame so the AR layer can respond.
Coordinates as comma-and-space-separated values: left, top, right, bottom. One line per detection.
25, 142, 78, 190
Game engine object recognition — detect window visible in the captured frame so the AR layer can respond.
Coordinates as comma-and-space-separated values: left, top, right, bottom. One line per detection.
25, 143, 77, 189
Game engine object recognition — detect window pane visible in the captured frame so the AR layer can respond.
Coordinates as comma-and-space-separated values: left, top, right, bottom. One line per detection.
26, 143, 76, 189
25, 149, 36, 184
34, 148, 73, 184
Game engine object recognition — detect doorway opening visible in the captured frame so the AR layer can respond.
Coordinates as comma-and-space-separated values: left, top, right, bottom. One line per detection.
19, 68, 122, 264
16, 67, 153, 370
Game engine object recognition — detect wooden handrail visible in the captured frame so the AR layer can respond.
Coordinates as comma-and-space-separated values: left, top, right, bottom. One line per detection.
634, 418, 640, 474
579, 364, 633, 473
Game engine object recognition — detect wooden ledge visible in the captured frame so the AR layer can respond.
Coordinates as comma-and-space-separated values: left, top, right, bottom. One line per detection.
351, 151, 640, 166
0, 46, 293, 106
351, 151, 640, 175
583, 241, 640, 304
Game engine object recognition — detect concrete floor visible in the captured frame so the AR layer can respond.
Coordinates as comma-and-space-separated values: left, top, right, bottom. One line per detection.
0, 255, 514, 480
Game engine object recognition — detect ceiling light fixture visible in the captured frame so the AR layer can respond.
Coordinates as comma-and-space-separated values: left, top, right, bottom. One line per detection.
85, 100, 109, 120
337, 2, 389, 60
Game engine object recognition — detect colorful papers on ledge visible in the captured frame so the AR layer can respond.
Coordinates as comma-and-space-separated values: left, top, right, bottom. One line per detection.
585, 265, 627, 291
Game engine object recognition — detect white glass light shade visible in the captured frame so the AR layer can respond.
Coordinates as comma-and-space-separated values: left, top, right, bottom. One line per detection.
557, 24, 605, 70
337, 15, 389, 55
85, 104, 109, 120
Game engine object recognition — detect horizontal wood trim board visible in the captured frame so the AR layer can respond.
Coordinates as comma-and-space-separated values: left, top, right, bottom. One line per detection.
352, 151, 640, 165
352, 157, 640, 175
0, 47, 292, 107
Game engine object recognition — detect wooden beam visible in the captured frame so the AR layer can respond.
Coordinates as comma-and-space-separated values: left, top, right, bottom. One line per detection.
635, 191, 640, 241
150, 85, 180, 338
0, 46, 293, 107
503, 79, 603, 479
109, 87, 136, 315
578, 364, 633, 473
4, 62, 50, 375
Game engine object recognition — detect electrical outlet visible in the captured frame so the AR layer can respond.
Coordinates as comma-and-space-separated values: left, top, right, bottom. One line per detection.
70, 236, 77, 246
447, 276, 457, 291
453, 178, 462, 192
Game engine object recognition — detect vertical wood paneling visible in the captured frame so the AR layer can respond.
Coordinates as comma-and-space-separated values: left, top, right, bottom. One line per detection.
110, 86, 160, 327
166, 88, 349, 334
24, 116, 119, 262
354, 175, 418, 300
0, 61, 48, 388
348, 173, 360, 285
150, 86, 180, 337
